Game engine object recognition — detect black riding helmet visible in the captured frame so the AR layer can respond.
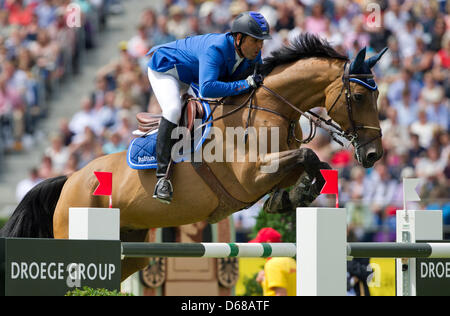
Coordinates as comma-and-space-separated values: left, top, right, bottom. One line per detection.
231, 12, 271, 58
231, 11, 272, 40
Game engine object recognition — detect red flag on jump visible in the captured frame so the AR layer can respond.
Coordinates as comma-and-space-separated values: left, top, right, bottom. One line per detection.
320, 169, 339, 208
93, 171, 112, 196
93, 171, 113, 208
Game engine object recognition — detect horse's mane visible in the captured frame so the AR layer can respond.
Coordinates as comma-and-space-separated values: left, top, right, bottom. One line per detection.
259, 33, 349, 76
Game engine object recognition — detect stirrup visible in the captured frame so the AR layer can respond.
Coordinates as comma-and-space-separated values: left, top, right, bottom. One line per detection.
153, 177, 173, 204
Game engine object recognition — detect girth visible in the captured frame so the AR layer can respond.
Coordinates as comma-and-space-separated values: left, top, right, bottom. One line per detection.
191, 161, 254, 222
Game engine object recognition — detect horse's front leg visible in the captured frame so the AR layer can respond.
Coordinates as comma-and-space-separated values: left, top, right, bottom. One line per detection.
235, 147, 318, 197
261, 149, 332, 214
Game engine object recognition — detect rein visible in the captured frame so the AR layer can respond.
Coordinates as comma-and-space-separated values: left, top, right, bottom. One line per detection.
193, 62, 382, 149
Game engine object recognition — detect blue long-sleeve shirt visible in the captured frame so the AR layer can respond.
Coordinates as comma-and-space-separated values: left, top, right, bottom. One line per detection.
147, 33, 261, 98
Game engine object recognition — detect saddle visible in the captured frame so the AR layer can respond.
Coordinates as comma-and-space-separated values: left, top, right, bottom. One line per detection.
135, 93, 252, 224
136, 94, 204, 134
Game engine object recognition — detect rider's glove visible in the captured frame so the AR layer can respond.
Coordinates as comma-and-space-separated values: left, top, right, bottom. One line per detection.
246, 74, 264, 88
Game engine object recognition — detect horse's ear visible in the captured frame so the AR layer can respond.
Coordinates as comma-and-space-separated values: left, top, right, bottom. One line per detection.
350, 47, 366, 73
365, 47, 388, 69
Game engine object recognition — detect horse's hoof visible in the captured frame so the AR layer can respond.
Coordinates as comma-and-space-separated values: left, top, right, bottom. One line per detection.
263, 189, 292, 214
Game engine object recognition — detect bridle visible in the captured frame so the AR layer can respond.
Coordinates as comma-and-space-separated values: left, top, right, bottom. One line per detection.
194, 61, 382, 151
326, 61, 382, 150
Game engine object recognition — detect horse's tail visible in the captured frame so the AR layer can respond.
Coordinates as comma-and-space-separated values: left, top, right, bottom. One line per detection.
0, 175, 68, 238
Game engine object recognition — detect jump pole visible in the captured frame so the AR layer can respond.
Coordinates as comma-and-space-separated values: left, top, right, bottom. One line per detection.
121, 242, 297, 258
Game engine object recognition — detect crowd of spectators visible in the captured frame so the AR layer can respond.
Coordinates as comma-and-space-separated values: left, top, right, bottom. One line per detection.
298, 0, 450, 242
0, 0, 111, 172
6, 0, 450, 243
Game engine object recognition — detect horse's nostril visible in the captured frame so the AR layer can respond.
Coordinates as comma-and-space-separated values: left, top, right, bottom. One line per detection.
366, 151, 378, 164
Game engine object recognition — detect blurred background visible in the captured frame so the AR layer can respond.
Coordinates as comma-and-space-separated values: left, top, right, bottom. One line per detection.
0, 0, 448, 247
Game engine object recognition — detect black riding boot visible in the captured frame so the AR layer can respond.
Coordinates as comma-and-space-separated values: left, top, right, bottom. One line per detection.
153, 117, 178, 204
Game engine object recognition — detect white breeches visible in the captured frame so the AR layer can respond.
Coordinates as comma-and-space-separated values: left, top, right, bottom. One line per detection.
147, 67, 189, 125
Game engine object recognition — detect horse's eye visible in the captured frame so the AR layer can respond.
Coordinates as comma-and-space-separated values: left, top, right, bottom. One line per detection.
353, 94, 363, 102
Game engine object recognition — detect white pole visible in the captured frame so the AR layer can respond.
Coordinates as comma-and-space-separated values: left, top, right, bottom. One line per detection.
296, 207, 347, 296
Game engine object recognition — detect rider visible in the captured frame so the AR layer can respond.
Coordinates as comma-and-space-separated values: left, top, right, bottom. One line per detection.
146, 11, 272, 204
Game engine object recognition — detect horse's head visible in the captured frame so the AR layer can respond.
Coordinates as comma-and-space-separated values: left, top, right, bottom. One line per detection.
325, 47, 387, 168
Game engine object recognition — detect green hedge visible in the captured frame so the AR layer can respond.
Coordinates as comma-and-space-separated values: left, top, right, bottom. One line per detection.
240, 272, 263, 296
65, 287, 132, 296
251, 208, 296, 243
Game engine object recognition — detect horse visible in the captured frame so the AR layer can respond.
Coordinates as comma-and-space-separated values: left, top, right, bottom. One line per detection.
0, 34, 387, 281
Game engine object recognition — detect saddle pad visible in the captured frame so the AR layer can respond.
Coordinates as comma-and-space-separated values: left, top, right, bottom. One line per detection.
127, 130, 158, 169
126, 83, 212, 170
